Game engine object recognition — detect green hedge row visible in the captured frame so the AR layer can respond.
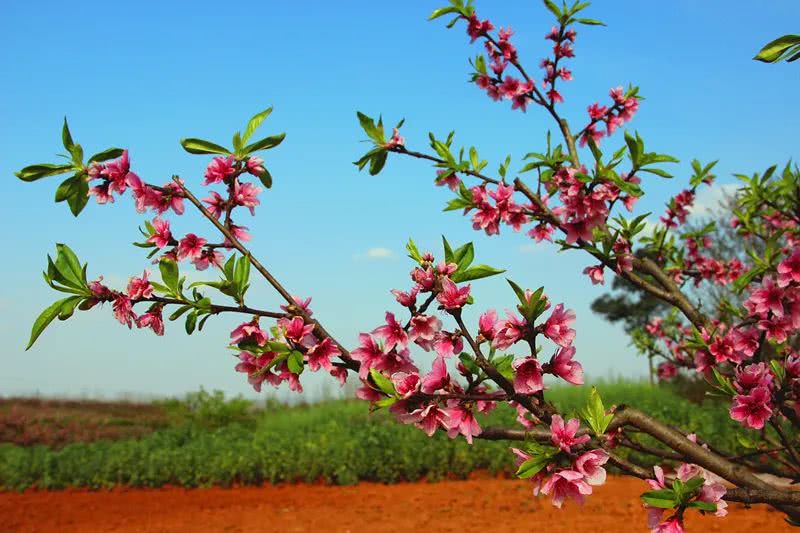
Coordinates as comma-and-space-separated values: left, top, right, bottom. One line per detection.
0, 382, 749, 490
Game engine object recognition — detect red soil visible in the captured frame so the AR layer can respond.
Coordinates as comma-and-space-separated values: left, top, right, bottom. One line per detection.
1, 477, 792, 532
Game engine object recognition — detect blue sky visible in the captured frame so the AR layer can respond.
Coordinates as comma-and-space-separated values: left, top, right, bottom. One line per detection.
1, 1, 798, 400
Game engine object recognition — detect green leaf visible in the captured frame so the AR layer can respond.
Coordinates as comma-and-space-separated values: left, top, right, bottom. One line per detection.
62, 117, 74, 151
54, 243, 86, 288
27, 298, 74, 349
243, 133, 286, 154
257, 167, 273, 189
442, 236, 454, 263
55, 176, 80, 203
369, 368, 396, 396
640, 493, 677, 509
429, 6, 459, 20
357, 112, 385, 144
406, 238, 422, 263
451, 264, 505, 283
180, 138, 231, 155
185, 311, 197, 334
87, 148, 125, 163
57, 295, 83, 320
452, 242, 474, 270
687, 501, 718, 512
159, 258, 180, 294
287, 350, 305, 374
580, 386, 613, 436
516, 455, 551, 479
242, 107, 273, 144
575, 17, 605, 26
15, 163, 74, 182
754, 34, 800, 63
369, 150, 388, 175
66, 179, 89, 216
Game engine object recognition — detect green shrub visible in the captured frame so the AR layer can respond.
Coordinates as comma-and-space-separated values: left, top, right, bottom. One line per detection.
0, 382, 751, 490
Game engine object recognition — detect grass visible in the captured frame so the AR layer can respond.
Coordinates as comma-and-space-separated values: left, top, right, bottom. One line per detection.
0, 381, 751, 490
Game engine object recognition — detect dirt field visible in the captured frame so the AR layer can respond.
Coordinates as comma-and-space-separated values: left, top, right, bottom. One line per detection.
1, 476, 792, 532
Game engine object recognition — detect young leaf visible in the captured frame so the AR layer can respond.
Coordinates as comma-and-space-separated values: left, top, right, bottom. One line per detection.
88, 148, 125, 163
369, 368, 396, 396
26, 298, 75, 349
160, 258, 180, 294
15, 163, 74, 182
287, 350, 305, 374
180, 138, 230, 155
243, 133, 286, 154
242, 107, 273, 144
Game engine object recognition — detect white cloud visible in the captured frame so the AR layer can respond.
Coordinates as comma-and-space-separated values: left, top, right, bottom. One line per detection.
518, 243, 543, 254
353, 247, 394, 261
688, 183, 739, 218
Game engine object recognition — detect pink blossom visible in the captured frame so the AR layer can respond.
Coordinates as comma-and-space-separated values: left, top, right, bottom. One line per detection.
280, 295, 314, 317
582, 264, 604, 285
478, 309, 498, 341
747, 276, 785, 318
729, 386, 773, 429
399, 403, 448, 436
203, 156, 235, 185
305, 337, 340, 372
543, 304, 576, 347
493, 311, 527, 350
126, 270, 154, 300
540, 469, 592, 508
230, 319, 268, 346
657, 362, 677, 381
409, 314, 442, 347
136, 305, 164, 336
436, 278, 471, 310
229, 224, 251, 242
528, 223, 555, 242
435, 170, 461, 191
550, 415, 590, 453
646, 466, 667, 490
411, 266, 436, 291
202, 191, 226, 219
465, 13, 493, 42
177, 234, 207, 260
100, 150, 130, 193
112, 294, 136, 328
587, 103, 608, 120
432, 331, 464, 358
698, 482, 728, 517
385, 128, 405, 149
192, 248, 224, 271
421, 356, 450, 393
330, 366, 348, 386
443, 405, 482, 444
392, 372, 421, 399
778, 249, 800, 287
574, 449, 609, 485
512, 357, 543, 394
549, 346, 584, 385
246, 156, 267, 177
147, 218, 172, 249
392, 286, 419, 307
88, 277, 112, 300
233, 180, 262, 215
372, 312, 408, 350
351, 333, 385, 379
281, 316, 315, 346
650, 516, 684, 533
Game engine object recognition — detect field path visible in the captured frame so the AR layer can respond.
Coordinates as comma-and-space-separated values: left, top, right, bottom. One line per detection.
1, 476, 793, 532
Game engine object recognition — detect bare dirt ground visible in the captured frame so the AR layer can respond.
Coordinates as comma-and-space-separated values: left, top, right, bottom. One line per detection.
1, 476, 792, 532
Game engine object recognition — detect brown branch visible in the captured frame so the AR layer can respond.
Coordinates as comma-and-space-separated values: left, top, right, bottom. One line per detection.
173, 176, 360, 372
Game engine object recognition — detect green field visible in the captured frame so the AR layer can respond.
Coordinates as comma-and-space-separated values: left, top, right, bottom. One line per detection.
0, 382, 750, 490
